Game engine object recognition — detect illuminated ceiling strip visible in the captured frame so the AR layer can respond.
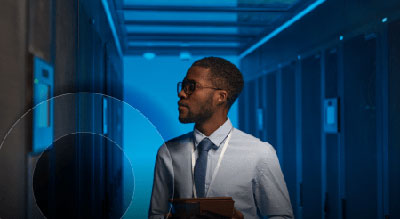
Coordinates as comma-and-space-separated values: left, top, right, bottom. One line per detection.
123, 5, 289, 13
102, 0, 123, 57
239, 0, 326, 59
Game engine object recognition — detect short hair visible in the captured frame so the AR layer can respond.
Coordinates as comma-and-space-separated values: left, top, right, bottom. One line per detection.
191, 57, 244, 108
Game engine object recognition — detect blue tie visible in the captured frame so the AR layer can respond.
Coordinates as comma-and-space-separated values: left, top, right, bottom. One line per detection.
194, 137, 217, 198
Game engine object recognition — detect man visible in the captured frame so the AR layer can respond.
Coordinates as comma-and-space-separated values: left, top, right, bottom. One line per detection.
149, 57, 293, 219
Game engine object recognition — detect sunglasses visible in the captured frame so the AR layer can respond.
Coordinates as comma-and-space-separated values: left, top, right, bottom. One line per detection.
177, 79, 221, 95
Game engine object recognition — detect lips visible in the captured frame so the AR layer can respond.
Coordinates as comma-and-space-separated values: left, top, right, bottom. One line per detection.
178, 106, 186, 112
178, 102, 189, 112
178, 101, 188, 108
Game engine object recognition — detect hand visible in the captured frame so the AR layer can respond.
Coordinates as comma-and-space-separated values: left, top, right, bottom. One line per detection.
232, 208, 244, 219
164, 212, 173, 218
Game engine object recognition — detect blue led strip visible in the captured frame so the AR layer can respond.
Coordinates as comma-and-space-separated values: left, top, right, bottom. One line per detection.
239, 0, 326, 59
102, 0, 123, 57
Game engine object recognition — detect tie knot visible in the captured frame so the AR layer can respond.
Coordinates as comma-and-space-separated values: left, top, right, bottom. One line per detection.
198, 138, 217, 152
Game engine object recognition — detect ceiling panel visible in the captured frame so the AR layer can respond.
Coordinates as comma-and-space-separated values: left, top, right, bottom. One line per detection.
123, 11, 238, 21
115, 0, 317, 55
123, 0, 238, 7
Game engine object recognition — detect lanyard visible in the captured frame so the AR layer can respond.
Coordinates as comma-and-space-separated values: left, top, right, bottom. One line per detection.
191, 129, 233, 198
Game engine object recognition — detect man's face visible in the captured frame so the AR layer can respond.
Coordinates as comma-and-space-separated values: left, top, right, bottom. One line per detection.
178, 66, 217, 124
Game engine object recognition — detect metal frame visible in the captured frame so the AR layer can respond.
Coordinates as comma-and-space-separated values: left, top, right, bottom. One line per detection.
320, 50, 327, 219
337, 37, 346, 219
376, 21, 389, 219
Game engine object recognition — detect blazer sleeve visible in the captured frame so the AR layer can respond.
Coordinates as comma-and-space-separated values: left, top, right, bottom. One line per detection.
252, 143, 294, 219
148, 144, 174, 219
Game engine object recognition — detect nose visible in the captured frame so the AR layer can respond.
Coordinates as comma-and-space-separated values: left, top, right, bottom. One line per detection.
178, 88, 187, 99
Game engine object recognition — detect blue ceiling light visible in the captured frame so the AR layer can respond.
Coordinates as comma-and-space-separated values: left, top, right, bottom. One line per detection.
339, 35, 343, 41
143, 52, 156, 60
179, 52, 192, 61
239, 0, 326, 59
382, 17, 388, 23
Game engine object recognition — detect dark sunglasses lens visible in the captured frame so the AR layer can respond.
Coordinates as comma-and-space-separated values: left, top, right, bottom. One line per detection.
179, 80, 193, 94
178, 80, 197, 95
188, 81, 196, 94
186, 81, 196, 94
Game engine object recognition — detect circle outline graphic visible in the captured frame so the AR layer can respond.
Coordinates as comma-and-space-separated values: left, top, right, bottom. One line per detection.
0, 92, 174, 218
31, 132, 135, 219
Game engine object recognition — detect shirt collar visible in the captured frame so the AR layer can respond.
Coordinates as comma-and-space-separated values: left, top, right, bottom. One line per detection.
193, 118, 233, 149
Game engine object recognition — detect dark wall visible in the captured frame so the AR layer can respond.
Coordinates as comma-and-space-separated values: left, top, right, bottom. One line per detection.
239, 0, 400, 218
0, 0, 30, 218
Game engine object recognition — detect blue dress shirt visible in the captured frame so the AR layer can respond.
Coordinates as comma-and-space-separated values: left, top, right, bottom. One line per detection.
149, 118, 293, 219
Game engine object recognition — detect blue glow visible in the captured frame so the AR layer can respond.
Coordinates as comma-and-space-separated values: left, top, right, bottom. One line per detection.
179, 52, 192, 60
340, 35, 343, 40
239, 0, 326, 59
143, 52, 156, 60
101, 0, 123, 57
382, 17, 388, 23
32, 56, 54, 154
36, 84, 50, 127
123, 106, 164, 218
326, 106, 335, 124
257, 108, 263, 131
103, 98, 108, 134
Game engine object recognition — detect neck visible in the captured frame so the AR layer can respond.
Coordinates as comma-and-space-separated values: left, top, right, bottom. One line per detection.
195, 115, 228, 136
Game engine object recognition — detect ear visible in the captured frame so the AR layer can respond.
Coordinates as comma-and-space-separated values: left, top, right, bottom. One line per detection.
215, 90, 228, 106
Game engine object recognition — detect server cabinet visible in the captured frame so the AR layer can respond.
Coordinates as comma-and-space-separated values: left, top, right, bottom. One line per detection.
247, 79, 257, 135
265, 73, 277, 148
342, 34, 378, 219
280, 63, 298, 217
33, 3, 124, 218
388, 19, 400, 219
242, 83, 250, 133
324, 48, 341, 219
257, 76, 265, 140
301, 54, 323, 219
238, 90, 246, 131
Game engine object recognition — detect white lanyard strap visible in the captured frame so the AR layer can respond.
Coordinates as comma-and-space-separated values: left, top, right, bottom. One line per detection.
191, 129, 233, 198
